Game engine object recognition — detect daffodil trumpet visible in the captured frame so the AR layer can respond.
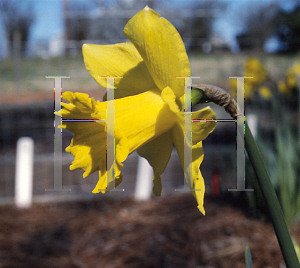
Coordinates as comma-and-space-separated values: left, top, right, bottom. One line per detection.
58, 6, 217, 214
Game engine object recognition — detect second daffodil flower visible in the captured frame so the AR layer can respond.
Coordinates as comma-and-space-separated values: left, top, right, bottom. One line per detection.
59, 6, 216, 214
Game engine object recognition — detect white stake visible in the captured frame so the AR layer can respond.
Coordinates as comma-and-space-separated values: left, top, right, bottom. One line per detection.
134, 156, 153, 201
247, 114, 258, 138
15, 137, 34, 208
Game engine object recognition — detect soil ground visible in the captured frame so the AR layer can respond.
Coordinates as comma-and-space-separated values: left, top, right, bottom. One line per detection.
1, 194, 299, 268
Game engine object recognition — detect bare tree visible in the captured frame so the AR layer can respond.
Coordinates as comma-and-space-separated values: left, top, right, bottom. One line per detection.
0, 0, 34, 57
89, 0, 150, 44
188, 1, 226, 51
87, 0, 221, 53
63, 0, 90, 55
237, 2, 279, 51
274, 3, 300, 53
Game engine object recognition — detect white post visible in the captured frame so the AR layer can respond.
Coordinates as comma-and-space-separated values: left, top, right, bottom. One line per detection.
247, 114, 258, 138
134, 156, 153, 201
15, 137, 34, 208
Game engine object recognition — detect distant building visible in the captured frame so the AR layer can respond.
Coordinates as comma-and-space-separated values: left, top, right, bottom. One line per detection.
49, 33, 65, 57
210, 36, 231, 53
31, 40, 49, 59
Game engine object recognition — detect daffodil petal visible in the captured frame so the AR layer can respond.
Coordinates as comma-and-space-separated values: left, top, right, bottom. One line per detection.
65, 121, 107, 178
83, 42, 157, 98
124, 6, 190, 98
60, 92, 130, 194
93, 166, 123, 194
172, 107, 217, 214
161, 86, 180, 113
190, 107, 218, 143
192, 145, 206, 215
137, 131, 173, 196
94, 89, 177, 154
60, 91, 98, 119
60, 90, 178, 194
92, 128, 129, 194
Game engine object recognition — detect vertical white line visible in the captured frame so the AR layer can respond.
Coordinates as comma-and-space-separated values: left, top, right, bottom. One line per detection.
54, 77, 63, 189
228, 77, 253, 192
106, 77, 115, 191
174, 76, 200, 192
45, 76, 71, 191
236, 77, 245, 191
184, 77, 192, 189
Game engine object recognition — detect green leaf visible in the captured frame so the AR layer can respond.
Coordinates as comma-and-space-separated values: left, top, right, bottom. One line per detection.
245, 246, 253, 268
245, 120, 300, 268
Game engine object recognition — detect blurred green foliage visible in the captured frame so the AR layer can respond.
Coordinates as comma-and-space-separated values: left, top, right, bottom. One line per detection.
0, 56, 97, 93
1, 53, 300, 93
242, 58, 300, 263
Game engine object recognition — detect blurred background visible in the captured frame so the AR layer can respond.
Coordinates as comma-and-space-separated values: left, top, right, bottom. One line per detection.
1, 0, 300, 267
0, 0, 300, 205
0, 0, 299, 214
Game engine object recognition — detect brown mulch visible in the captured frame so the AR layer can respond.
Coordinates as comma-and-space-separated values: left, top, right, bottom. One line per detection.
0, 194, 298, 268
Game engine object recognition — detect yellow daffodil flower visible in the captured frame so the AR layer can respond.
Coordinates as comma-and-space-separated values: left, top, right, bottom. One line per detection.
278, 63, 300, 97
244, 58, 268, 99
258, 86, 272, 100
229, 57, 269, 101
59, 6, 216, 214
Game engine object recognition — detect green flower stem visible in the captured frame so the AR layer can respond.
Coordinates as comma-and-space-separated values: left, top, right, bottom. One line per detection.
245, 246, 253, 268
192, 85, 300, 268
191, 86, 209, 107
245, 120, 300, 268
298, 80, 300, 143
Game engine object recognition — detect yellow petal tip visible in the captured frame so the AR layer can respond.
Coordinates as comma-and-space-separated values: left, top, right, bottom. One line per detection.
198, 205, 205, 216
144, 5, 150, 11
92, 188, 99, 194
